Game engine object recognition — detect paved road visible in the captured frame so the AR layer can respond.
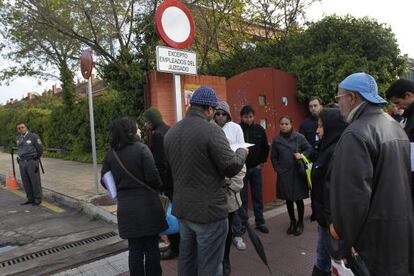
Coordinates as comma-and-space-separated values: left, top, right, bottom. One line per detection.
0, 187, 126, 275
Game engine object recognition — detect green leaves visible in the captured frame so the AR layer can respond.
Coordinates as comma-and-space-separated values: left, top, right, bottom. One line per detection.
210, 15, 407, 104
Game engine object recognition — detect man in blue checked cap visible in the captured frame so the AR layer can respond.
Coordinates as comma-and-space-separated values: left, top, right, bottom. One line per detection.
327, 72, 414, 275
164, 86, 248, 276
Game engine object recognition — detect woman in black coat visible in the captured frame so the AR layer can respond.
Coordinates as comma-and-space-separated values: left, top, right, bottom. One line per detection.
271, 116, 313, 236
101, 117, 168, 276
310, 108, 347, 276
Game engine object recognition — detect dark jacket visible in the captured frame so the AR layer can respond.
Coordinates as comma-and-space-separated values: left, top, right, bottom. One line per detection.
101, 142, 167, 239
240, 122, 269, 169
328, 103, 414, 275
164, 107, 248, 224
404, 102, 414, 141
16, 132, 43, 160
271, 131, 312, 201
299, 116, 318, 146
148, 122, 173, 199
310, 109, 347, 228
402, 103, 414, 205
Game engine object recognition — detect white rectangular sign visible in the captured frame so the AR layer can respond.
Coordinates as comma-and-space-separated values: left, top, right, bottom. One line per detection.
156, 46, 197, 75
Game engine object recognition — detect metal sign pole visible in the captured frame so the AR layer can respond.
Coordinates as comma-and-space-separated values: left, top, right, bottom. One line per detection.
87, 77, 99, 194
173, 74, 183, 122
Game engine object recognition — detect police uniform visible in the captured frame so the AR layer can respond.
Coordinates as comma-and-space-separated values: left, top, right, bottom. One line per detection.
16, 132, 43, 204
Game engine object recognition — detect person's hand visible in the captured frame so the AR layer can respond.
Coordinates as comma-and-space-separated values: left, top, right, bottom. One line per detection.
293, 153, 302, 160
136, 128, 142, 139
329, 224, 340, 240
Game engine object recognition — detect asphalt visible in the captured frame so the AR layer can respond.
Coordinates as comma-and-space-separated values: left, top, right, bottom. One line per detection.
0, 151, 319, 275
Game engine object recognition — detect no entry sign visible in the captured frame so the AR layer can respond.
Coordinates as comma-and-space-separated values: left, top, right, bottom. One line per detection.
155, 0, 195, 49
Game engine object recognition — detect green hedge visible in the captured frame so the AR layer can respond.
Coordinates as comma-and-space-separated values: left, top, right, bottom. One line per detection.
0, 89, 142, 163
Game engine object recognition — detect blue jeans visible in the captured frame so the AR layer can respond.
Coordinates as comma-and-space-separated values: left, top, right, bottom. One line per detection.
240, 167, 265, 227
178, 218, 228, 276
315, 226, 331, 273
231, 210, 243, 237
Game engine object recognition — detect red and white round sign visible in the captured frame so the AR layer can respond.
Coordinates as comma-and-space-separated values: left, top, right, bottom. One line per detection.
155, 0, 195, 49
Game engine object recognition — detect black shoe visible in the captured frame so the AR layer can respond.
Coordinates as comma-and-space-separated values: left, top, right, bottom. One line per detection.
32, 201, 41, 206
255, 224, 269, 234
21, 200, 33, 205
293, 221, 304, 236
223, 259, 231, 276
286, 219, 297, 235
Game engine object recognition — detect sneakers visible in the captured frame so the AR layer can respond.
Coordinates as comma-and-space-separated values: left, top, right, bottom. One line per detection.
159, 240, 170, 252
232, 237, 246, 251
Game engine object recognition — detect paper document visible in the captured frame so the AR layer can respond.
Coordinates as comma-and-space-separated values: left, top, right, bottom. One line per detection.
411, 143, 414, 172
230, 143, 254, 152
102, 171, 117, 199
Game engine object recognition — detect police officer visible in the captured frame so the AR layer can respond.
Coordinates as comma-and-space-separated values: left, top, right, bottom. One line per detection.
16, 122, 43, 206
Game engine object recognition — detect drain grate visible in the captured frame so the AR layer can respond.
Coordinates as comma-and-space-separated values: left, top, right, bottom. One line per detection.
0, 231, 117, 268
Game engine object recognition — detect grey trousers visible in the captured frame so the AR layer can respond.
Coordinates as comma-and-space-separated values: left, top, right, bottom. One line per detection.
19, 159, 42, 202
178, 218, 228, 276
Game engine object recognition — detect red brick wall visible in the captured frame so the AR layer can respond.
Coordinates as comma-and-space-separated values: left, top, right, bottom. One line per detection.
146, 71, 227, 126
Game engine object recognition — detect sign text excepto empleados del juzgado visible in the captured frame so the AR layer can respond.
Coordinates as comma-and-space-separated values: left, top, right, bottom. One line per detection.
156, 46, 197, 75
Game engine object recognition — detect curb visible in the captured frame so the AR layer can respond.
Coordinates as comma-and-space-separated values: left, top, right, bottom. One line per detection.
1, 173, 310, 226
0, 173, 117, 224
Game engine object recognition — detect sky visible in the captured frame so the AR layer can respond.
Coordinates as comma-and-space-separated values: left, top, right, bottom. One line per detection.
0, 0, 413, 105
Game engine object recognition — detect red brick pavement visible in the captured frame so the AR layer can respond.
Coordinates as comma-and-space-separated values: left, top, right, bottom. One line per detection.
120, 205, 318, 276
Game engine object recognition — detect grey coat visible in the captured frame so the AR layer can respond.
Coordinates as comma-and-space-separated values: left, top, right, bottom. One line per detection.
164, 107, 248, 224
271, 131, 312, 201
329, 103, 414, 275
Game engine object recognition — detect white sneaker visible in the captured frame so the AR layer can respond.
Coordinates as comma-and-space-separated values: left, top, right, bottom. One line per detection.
159, 240, 170, 252
233, 237, 246, 251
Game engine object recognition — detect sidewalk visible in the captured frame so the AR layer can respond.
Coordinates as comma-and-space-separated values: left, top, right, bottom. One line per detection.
56, 207, 317, 276
0, 150, 318, 275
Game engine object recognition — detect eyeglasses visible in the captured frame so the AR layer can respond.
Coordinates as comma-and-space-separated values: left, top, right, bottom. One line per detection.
215, 112, 227, 116
334, 94, 350, 101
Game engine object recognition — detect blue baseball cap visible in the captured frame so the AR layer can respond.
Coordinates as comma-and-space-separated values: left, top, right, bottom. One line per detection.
190, 86, 219, 108
338, 72, 387, 104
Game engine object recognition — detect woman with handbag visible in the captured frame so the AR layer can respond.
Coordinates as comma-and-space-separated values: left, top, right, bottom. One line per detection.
101, 117, 167, 276
310, 108, 347, 276
271, 116, 313, 236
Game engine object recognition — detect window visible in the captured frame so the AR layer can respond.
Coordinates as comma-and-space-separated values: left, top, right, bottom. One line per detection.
259, 95, 266, 106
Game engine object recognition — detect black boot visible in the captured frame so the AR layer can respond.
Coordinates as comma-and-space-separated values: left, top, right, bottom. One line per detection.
223, 259, 231, 276
286, 219, 297, 235
293, 220, 304, 236
312, 265, 331, 276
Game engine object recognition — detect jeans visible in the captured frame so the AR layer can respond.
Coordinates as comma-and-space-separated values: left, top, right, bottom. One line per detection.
128, 235, 161, 276
240, 167, 265, 227
231, 210, 243, 237
315, 226, 331, 273
178, 218, 228, 276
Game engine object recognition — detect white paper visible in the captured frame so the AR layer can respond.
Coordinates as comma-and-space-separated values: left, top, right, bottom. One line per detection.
102, 171, 117, 199
230, 143, 254, 152
411, 143, 414, 172
331, 259, 354, 275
